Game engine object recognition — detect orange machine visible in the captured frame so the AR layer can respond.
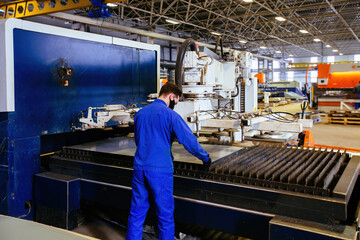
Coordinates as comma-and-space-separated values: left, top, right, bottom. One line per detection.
310, 62, 360, 109
317, 63, 360, 89
297, 130, 315, 148
255, 73, 265, 84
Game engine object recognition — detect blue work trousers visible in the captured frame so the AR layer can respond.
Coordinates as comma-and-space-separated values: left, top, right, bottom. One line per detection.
356, 93, 360, 110
126, 170, 175, 240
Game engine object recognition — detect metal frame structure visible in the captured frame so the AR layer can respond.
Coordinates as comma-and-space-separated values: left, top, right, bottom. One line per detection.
112, 0, 360, 58
4, 0, 358, 58
37, 0, 359, 58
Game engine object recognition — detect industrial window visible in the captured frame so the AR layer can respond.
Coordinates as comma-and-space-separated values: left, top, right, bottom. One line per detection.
327, 56, 335, 63
252, 59, 258, 70
273, 72, 280, 82
310, 57, 318, 63
273, 60, 280, 69
310, 70, 318, 83
354, 54, 360, 62
287, 71, 294, 81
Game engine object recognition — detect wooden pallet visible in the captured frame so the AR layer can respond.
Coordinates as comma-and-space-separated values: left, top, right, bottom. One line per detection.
328, 110, 360, 118
258, 100, 289, 109
268, 97, 285, 102
328, 116, 360, 125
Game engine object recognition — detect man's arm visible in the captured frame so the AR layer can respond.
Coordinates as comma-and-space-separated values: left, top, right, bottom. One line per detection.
172, 114, 210, 162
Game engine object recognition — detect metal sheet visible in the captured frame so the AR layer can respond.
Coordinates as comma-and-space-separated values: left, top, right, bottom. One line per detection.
0, 215, 98, 240
49, 142, 359, 223
68, 137, 243, 164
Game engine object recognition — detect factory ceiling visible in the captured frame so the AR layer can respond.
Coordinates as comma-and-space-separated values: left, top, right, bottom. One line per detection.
101, 0, 360, 58
4, 0, 359, 58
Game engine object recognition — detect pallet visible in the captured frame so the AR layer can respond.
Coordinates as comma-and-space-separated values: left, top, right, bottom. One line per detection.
328, 116, 360, 125
258, 100, 289, 109
268, 97, 285, 102
328, 110, 360, 118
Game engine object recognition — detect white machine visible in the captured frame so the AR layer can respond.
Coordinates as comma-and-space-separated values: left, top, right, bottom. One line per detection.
76, 104, 136, 130
76, 39, 307, 142
173, 39, 257, 142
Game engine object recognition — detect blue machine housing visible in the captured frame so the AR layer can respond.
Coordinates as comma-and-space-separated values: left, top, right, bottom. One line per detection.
0, 19, 159, 219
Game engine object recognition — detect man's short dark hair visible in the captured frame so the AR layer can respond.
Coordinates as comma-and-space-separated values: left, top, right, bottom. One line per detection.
159, 82, 182, 97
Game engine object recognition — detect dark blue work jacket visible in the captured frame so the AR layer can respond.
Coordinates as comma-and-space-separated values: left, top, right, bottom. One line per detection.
133, 99, 209, 173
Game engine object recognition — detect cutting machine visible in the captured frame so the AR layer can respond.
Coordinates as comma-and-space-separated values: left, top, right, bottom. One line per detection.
311, 63, 360, 109
173, 39, 257, 143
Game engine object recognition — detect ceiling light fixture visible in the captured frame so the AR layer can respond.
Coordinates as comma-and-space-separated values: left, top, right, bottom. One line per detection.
332, 49, 338, 52
325, 44, 331, 48
289, 54, 294, 56
243, 0, 254, 2
260, 46, 267, 49
211, 31, 222, 36
276, 50, 282, 53
106, 3, 117, 7
165, 19, 180, 25
339, 53, 343, 55
239, 40, 248, 44
299, 29, 309, 34
275, 16, 286, 22
314, 38, 321, 42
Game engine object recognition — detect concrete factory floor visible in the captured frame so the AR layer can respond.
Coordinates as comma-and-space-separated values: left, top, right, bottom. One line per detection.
73, 215, 127, 240
270, 102, 360, 150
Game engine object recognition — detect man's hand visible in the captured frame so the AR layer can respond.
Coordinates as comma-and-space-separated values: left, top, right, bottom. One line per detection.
201, 157, 212, 178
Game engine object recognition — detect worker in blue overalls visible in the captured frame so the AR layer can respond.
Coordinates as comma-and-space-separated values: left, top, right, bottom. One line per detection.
355, 83, 360, 110
126, 83, 211, 240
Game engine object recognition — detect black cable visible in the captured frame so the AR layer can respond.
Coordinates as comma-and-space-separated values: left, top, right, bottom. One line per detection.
265, 114, 293, 123
18, 201, 31, 219
214, 36, 224, 59
300, 100, 309, 119
175, 38, 198, 91
0, 137, 6, 156
195, 110, 218, 119
260, 110, 298, 123
268, 112, 296, 122
231, 77, 242, 98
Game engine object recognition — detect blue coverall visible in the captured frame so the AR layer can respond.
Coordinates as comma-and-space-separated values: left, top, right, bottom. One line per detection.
356, 93, 360, 110
126, 99, 210, 240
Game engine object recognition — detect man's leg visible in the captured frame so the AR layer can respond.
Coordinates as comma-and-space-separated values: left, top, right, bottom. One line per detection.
126, 170, 150, 240
356, 93, 360, 110
146, 171, 174, 240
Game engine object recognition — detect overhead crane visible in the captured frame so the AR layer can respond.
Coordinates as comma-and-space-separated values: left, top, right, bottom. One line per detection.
0, 0, 123, 19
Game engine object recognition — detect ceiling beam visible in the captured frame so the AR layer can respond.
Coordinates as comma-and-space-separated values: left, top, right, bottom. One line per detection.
176, 0, 321, 56
46, 12, 288, 62
324, 0, 360, 43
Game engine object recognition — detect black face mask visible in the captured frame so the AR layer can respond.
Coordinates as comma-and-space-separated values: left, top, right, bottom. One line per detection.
169, 100, 175, 110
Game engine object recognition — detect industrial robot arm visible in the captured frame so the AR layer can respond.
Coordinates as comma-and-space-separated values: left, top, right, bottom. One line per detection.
76, 104, 137, 130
